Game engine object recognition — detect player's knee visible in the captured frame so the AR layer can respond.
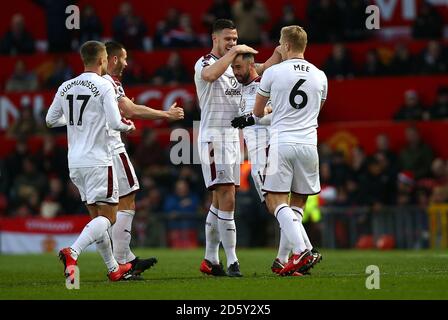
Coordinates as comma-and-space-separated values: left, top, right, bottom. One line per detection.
118, 194, 135, 211
264, 195, 275, 215
215, 185, 235, 210
290, 193, 307, 208
225, 188, 236, 200
223, 192, 236, 207
216, 185, 235, 198
99, 214, 116, 225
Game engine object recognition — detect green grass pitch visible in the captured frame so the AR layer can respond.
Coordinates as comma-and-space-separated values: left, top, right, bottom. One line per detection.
1, 249, 447, 300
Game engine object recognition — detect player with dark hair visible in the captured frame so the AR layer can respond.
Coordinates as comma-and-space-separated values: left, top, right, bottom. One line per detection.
231, 52, 273, 201
194, 19, 280, 277
103, 41, 184, 278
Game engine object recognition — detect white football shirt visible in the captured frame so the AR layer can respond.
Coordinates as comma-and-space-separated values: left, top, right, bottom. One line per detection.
103, 73, 126, 154
194, 53, 241, 142
258, 58, 327, 146
46, 72, 132, 168
238, 76, 260, 116
238, 76, 270, 129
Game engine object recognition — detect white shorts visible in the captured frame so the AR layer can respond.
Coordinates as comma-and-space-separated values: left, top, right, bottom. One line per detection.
112, 151, 140, 197
198, 140, 240, 190
69, 166, 119, 205
262, 144, 320, 195
243, 126, 269, 201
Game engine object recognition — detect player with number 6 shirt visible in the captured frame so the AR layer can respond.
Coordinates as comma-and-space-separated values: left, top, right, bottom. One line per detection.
253, 26, 327, 276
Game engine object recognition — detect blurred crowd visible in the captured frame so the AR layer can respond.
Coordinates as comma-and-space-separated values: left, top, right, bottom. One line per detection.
4, 39, 448, 92
323, 40, 448, 80
2, 117, 448, 215
1, 0, 445, 55
319, 127, 448, 210
1, 102, 448, 248
0, 0, 447, 248
1, 0, 447, 91
318, 126, 447, 249
394, 86, 448, 121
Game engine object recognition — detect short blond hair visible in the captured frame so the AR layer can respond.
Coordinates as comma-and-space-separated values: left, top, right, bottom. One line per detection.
281, 25, 307, 53
80, 41, 106, 66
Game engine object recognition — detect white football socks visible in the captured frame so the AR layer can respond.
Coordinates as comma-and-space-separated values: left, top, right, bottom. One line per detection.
276, 228, 292, 264
218, 210, 238, 267
96, 230, 119, 273
204, 205, 220, 265
70, 215, 112, 260
112, 210, 136, 264
274, 204, 307, 254
291, 206, 313, 251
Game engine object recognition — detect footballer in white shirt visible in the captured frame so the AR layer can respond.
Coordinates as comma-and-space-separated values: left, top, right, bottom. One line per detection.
46, 41, 135, 282
230, 53, 274, 202
194, 19, 256, 277
254, 26, 327, 276
231, 52, 317, 277
194, 19, 281, 277
103, 41, 184, 278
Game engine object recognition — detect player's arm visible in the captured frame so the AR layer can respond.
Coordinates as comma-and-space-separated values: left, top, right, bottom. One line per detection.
253, 94, 269, 118
255, 45, 282, 76
118, 96, 184, 121
257, 111, 272, 125
320, 71, 328, 111
254, 69, 272, 118
103, 88, 135, 132
46, 93, 67, 128
231, 105, 272, 128
256, 102, 272, 125
201, 45, 258, 82
320, 100, 326, 111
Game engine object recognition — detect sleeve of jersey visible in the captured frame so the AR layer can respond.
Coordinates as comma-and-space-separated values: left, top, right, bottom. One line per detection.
195, 56, 211, 80
257, 71, 272, 98
46, 92, 66, 128
103, 87, 132, 132
255, 112, 272, 125
115, 82, 125, 101
321, 71, 328, 100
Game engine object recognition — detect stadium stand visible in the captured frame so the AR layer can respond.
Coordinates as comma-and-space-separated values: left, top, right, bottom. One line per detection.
1, 0, 448, 252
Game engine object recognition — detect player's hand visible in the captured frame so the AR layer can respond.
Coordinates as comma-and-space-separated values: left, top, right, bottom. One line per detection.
231, 45, 258, 55
275, 45, 282, 55
167, 102, 184, 121
274, 45, 284, 61
123, 118, 135, 132
264, 106, 273, 116
231, 114, 255, 129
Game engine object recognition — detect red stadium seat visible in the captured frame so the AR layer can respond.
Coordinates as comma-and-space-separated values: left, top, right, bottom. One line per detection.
356, 235, 374, 249
376, 235, 396, 250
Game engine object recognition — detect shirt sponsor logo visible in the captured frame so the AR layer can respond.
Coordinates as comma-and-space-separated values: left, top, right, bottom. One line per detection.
230, 77, 238, 89
225, 88, 241, 96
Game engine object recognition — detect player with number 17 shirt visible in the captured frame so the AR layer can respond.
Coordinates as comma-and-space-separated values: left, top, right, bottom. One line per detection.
46, 41, 135, 282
